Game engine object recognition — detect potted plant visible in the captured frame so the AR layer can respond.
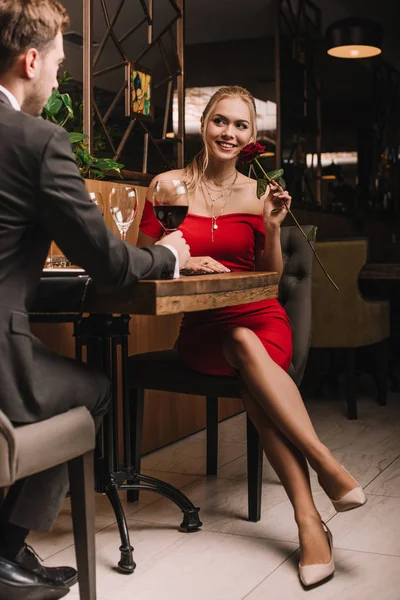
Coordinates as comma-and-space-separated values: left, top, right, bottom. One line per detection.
42, 72, 124, 180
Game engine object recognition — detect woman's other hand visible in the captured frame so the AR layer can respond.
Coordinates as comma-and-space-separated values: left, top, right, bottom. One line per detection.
183, 256, 231, 273
263, 181, 292, 230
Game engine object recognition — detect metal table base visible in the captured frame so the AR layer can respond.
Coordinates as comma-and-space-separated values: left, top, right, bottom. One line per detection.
32, 312, 202, 574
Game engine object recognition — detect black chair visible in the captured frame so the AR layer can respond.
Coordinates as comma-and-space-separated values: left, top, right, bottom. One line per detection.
127, 225, 314, 521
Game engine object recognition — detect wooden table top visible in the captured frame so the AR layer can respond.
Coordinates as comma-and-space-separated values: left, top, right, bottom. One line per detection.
359, 263, 400, 281
84, 271, 279, 316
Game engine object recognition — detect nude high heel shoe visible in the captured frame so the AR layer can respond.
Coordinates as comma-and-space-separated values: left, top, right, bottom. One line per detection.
299, 521, 335, 588
319, 466, 367, 512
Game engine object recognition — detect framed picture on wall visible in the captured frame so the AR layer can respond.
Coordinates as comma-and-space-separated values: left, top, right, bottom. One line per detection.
125, 62, 153, 121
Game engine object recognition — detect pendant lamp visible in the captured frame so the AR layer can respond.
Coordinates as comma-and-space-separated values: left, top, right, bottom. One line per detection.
321, 162, 339, 180
326, 18, 383, 59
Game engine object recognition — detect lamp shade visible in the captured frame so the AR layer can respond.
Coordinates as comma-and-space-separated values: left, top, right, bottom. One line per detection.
322, 162, 340, 180
326, 18, 383, 59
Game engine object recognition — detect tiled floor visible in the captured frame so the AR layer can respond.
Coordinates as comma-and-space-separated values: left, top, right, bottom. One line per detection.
30, 389, 400, 599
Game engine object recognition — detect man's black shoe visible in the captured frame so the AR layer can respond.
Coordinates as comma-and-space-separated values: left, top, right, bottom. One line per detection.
0, 555, 69, 600
13, 545, 78, 587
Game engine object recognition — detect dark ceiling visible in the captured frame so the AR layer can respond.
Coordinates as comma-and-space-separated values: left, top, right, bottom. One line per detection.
61, 1, 399, 152
62, 0, 400, 70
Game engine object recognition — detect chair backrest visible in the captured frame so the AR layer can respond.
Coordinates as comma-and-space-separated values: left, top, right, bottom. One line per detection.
0, 407, 96, 489
279, 225, 314, 386
311, 239, 366, 348
310, 238, 389, 347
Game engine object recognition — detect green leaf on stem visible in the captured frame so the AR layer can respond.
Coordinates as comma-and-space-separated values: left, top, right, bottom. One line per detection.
43, 92, 63, 115
60, 93, 74, 117
89, 168, 105, 179
69, 132, 87, 144
277, 176, 286, 190
256, 178, 268, 199
95, 158, 124, 171
307, 225, 318, 242
265, 168, 284, 182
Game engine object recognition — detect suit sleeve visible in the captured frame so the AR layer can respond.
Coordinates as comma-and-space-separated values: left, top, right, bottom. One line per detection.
37, 128, 175, 286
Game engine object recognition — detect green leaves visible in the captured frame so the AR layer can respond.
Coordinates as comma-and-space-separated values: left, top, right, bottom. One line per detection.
42, 72, 125, 180
256, 178, 269, 199
306, 225, 318, 242
68, 132, 87, 144
277, 177, 286, 189
265, 168, 284, 182
43, 91, 63, 116
256, 175, 287, 198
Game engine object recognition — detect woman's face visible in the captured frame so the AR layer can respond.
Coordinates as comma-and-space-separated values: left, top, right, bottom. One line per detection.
204, 97, 253, 162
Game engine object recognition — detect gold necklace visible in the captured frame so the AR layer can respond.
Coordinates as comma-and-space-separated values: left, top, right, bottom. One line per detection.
201, 171, 238, 242
204, 170, 237, 188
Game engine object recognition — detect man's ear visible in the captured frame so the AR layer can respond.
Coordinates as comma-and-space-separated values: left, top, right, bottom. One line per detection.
23, 48, 40, 80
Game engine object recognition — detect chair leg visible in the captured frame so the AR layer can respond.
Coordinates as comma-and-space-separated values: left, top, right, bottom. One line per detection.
68, 450, 96, 600
246, 415, 263, 522
345, 348, 358, 419
206, 397, 218, 476
127, 387, 145, 503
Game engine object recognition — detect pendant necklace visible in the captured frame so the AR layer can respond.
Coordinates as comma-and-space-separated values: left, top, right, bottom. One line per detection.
201, 171, 238, 242
205, 170, 237, 188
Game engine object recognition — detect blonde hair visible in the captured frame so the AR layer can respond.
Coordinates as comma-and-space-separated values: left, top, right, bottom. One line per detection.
182, 86, 257, 194
0, 0, 69, 74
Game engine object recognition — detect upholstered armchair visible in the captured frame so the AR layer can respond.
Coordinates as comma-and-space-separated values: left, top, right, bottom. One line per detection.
0, 407, 97, 600
311, 239, 390, 419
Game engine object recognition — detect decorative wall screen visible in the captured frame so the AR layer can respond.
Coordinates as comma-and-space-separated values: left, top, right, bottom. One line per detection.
83, 0, 185, 177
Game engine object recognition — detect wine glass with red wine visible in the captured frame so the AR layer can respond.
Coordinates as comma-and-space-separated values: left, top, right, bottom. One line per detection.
152, 180, 189, 233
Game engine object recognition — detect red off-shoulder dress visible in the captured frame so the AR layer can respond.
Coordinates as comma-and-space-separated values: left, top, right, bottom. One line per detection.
140, 200, 293, 376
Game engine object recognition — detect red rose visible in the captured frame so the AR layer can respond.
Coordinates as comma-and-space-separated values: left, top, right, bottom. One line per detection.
238, 142, 266, 163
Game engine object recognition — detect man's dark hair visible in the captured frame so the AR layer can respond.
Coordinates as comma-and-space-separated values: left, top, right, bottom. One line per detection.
0, 0, 69, 74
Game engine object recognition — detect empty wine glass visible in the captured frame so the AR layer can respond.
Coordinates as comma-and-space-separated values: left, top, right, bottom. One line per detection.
89, 191, 104, 215
152, 180, 189, 233
108, 186, 138, 241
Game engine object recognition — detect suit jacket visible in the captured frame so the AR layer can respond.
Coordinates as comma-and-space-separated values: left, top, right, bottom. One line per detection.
0, 91, 175, 422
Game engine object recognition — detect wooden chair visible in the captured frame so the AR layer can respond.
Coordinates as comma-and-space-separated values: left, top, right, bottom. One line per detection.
127, 225, 314, 521
311, 239, 390, 419
0, 406, 97, 600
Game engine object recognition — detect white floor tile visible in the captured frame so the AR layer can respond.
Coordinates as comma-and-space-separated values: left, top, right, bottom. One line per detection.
27, 394, 400, 600
132, 475, 335, 544
328, 495, 400, 556
365, 456, 400, 497
97, 529, 297, 600
194, 412, 247, 443
141, 436, 246, 475
245, 548, 400, 600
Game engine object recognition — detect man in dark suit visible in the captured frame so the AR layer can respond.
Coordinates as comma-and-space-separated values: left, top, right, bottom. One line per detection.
0, 1, 190, 598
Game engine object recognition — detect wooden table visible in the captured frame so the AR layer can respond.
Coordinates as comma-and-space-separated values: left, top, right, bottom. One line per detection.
359, 263, 400, 393
32, 271, 278, 573
360, 263, 400, 281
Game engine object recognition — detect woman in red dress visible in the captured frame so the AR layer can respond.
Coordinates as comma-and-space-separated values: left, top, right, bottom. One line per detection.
138, 86, 366, 588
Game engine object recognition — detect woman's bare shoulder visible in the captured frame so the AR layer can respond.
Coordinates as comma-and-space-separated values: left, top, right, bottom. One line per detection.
234, 172, 267, 215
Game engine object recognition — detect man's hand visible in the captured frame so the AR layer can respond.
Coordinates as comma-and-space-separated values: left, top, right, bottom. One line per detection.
156, 230, 190, 268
